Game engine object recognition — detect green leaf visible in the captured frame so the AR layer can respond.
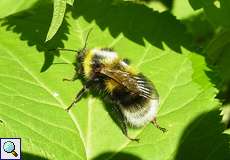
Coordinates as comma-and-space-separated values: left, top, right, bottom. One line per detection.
46, 0, 67, 42
0, 0, 228, 160
172, 0, 202, 19
189, 0, 230, 28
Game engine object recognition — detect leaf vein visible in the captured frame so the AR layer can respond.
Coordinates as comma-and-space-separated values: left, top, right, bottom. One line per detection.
0, 112, 83, 159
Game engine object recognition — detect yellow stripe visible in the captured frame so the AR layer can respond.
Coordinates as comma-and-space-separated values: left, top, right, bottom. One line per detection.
106, 79, 119, 92
83, 50, 93, 78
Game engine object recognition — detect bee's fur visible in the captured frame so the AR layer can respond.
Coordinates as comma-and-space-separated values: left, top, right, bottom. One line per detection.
122, 99, 158, 127
58, 29, 167, 141
62, 46, 167, 141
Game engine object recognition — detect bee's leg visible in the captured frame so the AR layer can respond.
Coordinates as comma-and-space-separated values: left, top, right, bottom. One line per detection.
63, 73, 78, 82
151, 117, 167, 133
122, 121, 140, 142
113, 106, 139, 142
65, 86, 89, 112
63, 67, 81, 82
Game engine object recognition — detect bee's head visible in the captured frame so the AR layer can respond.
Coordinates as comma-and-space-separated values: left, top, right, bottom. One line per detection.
75, 48, 86, 64
71, 49, 84, 76
52, 28, 92, 75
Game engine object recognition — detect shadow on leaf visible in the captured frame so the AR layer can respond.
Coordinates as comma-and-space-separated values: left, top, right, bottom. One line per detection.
182, 12, 214, 52
175, 109, 230, 160
92, 151, 142, 160
189, 0, 230, 28
71, 0, 193, 52
0, 0, 69, 72
187, 0, 230, 106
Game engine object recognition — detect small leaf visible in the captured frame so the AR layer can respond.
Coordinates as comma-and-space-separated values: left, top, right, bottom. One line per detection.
45, 0, 67, 42
67, 0, 74, 6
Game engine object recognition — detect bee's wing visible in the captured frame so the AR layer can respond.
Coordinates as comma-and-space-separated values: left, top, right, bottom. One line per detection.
100, 68, 156, 99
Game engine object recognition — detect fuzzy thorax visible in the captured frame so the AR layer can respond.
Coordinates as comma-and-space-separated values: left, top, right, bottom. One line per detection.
83, 48, 119, 78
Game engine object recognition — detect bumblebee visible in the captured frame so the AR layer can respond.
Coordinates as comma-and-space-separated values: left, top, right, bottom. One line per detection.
58, 31, 166, 141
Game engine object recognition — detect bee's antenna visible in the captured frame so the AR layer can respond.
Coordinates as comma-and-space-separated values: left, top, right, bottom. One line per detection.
52, 62, 74, 65
83, 28, 93, 50
48, 28, 93, 53
48, 48, 78, 52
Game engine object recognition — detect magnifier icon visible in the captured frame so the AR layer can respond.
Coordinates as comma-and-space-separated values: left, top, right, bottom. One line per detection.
3, 141, 18, 157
